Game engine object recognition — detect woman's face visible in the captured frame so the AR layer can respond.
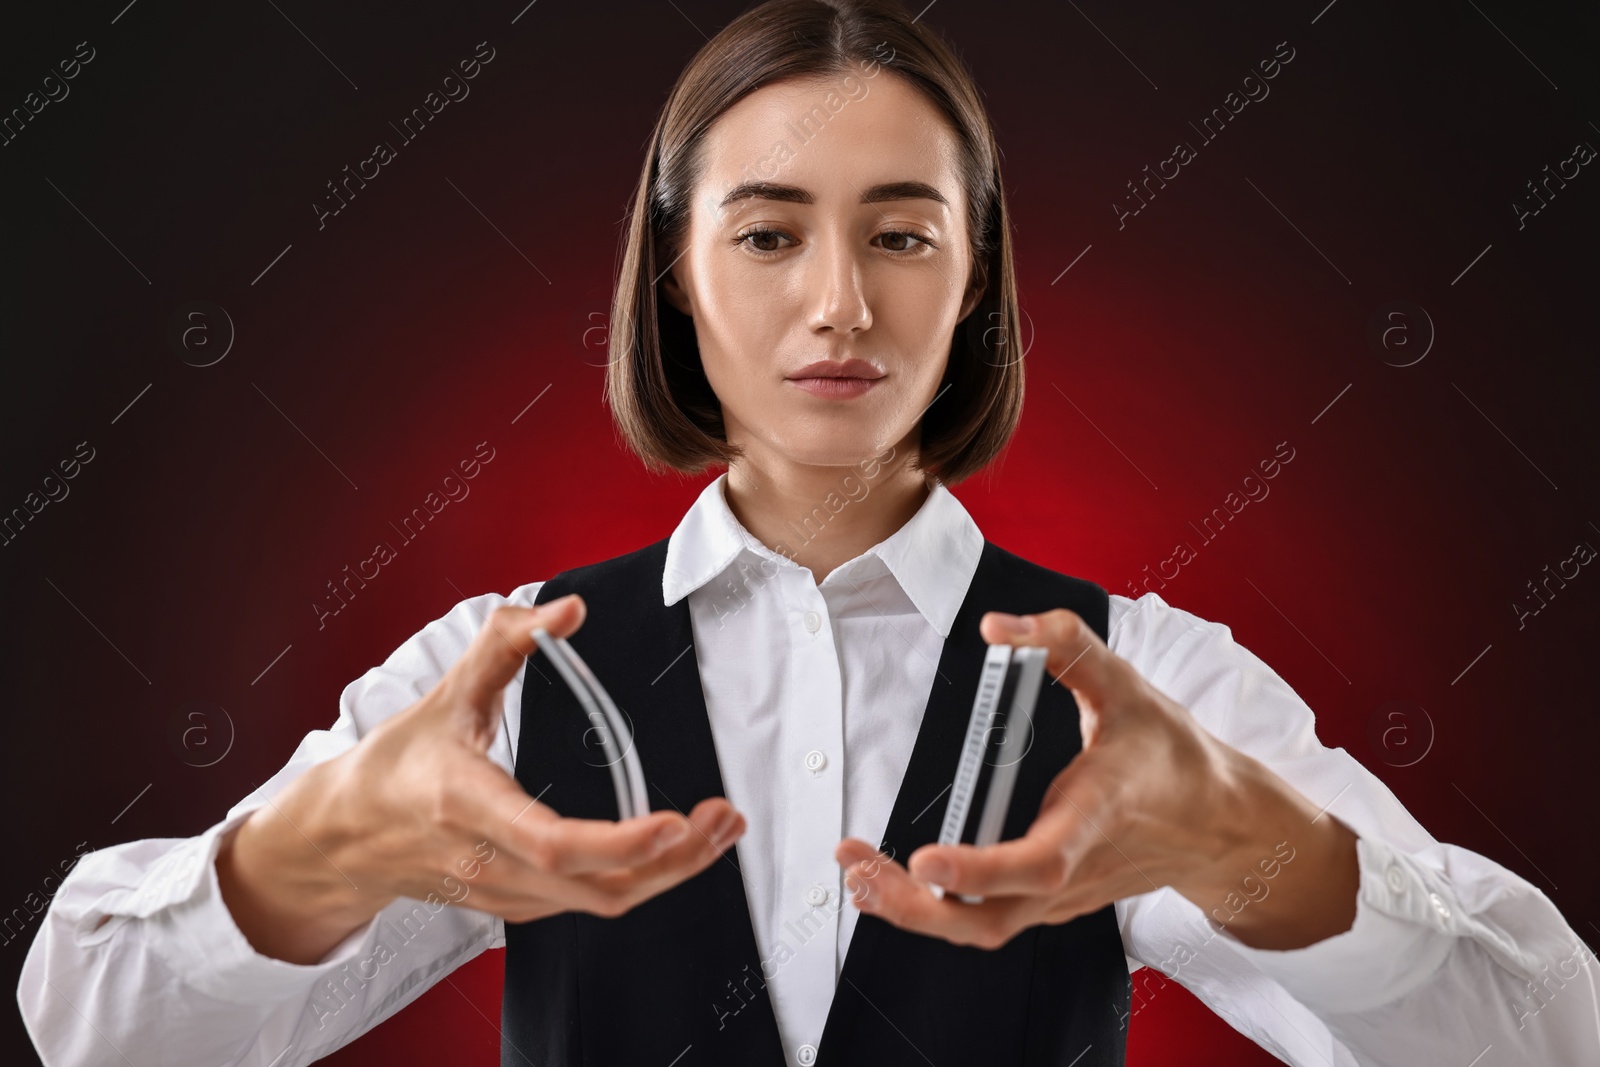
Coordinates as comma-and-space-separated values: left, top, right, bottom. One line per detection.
661, 71, 983, 471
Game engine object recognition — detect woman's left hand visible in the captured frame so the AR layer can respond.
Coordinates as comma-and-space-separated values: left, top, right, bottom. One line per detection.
835, 607, 1361, 952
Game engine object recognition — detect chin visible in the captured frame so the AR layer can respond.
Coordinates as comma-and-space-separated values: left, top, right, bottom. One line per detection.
770, 431, 891, 469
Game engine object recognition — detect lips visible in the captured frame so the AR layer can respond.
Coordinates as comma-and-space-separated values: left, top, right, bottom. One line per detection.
785, 358, 885, 381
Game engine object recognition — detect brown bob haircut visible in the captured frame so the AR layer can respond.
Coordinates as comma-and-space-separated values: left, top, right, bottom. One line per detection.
605, 0, 1023, 488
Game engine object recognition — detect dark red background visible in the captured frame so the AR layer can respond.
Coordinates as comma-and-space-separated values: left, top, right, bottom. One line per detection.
3, 1, 1596, 1064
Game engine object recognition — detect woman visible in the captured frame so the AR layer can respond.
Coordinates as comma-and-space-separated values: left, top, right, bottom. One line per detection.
19, 2, 1596, 1065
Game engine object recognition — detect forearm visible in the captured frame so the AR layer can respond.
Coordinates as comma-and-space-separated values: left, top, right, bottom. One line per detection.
1210, 834, 1600, 1066
1173, 746, 1360, 951
19, 811, 357, 1067
216, 800, 388, 966
1315, 884, 1598, 1065
19, 805, 499, 1067
1169, 748, 1598, 1062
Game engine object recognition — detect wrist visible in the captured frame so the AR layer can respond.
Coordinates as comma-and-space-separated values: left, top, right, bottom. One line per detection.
216, 793, 390, 964
1168, 740, 1276, 900
1175, 753, 1360, 949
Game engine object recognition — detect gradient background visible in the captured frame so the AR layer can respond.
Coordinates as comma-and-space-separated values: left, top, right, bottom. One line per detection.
3, 0, 1597, 1064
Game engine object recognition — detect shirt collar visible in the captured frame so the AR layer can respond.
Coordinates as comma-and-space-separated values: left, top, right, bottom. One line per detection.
662, 471, 984, 639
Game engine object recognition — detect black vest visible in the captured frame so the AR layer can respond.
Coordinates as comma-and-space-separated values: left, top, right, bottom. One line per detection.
504, 535, 1131, 1066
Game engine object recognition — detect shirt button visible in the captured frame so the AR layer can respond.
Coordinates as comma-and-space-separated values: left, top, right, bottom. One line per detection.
1428, 891, 1452, 922
1384, 863, 1407, 895
802, 610, 821, 633
796, 1044, 818, 1066
805, 884, 828, 907
804, 749, 826, 772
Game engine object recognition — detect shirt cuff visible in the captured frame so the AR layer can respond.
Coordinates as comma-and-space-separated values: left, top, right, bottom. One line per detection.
82, 804, 388, 1005
1213, 834, 1459, 1015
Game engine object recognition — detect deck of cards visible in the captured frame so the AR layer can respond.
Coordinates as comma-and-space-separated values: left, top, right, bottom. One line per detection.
935, 642, 1049, 903
530, 626, 650, 820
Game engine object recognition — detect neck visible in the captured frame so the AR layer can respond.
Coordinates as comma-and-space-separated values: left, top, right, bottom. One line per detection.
724, 440, 931, 585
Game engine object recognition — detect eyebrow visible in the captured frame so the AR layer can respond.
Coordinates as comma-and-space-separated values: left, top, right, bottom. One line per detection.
717, 179, 949, 211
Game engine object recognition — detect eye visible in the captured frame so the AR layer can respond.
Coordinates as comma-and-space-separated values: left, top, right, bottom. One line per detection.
731, 226, 939, 259
875, 229, 936, 256
733, 225, 793, 258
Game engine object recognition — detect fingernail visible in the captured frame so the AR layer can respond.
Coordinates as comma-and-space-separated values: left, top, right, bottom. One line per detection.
992, 613, 1034, 635
916, 859, 954, 885
846, 873, 875, 910
710, 813, 740, 848
653, 821, 690, 851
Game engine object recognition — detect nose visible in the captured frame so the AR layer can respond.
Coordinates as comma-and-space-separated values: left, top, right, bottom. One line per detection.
808, 230, 872, 335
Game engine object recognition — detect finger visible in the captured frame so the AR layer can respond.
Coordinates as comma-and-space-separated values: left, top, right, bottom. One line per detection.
979, 607, 1123, 705
841, 852, 1043, 951
521, 796, 741, 879
454, 595, 587, 707
448, 866, 588, 924
452, 799, 744, 920
836, 837, 883, 870
905, 831, 1071, 899
450, 762, 732, 878
583, 798, 747, 904
446, 842, 639, 922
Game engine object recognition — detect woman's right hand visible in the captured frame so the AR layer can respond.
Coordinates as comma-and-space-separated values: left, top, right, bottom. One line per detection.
215, 593, 746, 964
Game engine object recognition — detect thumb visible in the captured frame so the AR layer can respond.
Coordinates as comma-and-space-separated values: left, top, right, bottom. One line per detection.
980, 608, 1116, 696
453, 594, 587, 714
979, 608, 1123, 744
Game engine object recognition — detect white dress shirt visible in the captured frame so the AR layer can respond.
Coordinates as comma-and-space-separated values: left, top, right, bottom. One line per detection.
18, 472, 1600, 1067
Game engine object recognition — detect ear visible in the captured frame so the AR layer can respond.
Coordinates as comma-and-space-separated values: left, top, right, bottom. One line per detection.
660, 256, 693, 317
957, 260, 988, 323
